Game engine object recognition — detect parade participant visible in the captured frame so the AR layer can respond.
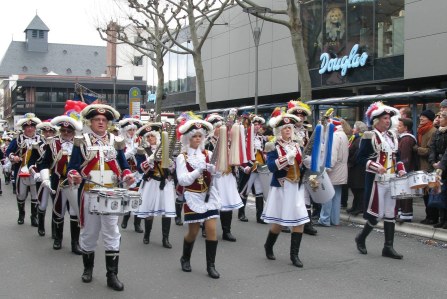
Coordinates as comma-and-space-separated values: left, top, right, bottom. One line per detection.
37, 112, 83, 254
238, 114, 267, 224
205, 113, 243, 242
32, 121, 58, 238
6, 113, 42, 226
119, 116, 144, 233
355, 102, 405, 259
0, 141, 3, 195
67, 104, 135, 291
1, 135, 13, 189
287, 100, 318, 235
261, 108, 309, 267
176, 113, 222, 279
135, 122, 175, 248
174, 114, 187, 226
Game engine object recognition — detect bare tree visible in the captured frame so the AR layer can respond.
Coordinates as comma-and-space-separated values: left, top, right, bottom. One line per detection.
236, 0, 312, 102
97, 1, 181, 118
133, 0, 235, 111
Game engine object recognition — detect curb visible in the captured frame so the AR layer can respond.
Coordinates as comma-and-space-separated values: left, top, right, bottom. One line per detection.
341, 212, 447, 242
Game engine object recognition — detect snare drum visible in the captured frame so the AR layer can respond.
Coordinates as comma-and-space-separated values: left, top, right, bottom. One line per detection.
123, 191, 142, 213
407, 171, 428, 189
304, 170, 334, 204
426, 172, 438, 188
89, 188, 126, 215
390, 176, 412, 199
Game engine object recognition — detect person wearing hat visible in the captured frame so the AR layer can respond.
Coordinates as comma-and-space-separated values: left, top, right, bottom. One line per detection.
355, 102, 406, 259
287, 100, 318, 236
205, 113, 243, 242
134, 122, 175, 248
1, 135, 12, 188
119, 116, 144, 233
67, 104, 135, 291
261, 108, 309, 268
6, 113, 42, 226
238, 114, 268, 224
440, 99, 447, 113
36, 112, 83, 254
414, 109, 438, 225
176, 114, 222, 279
173, 114, 187, 226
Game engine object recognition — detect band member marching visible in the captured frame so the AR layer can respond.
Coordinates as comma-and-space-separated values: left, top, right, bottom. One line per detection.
261, 108, 309, 267
205, 113, 243, 242
6, 113, 42, 226
135, 122, 176, 248
119, 116, 144, 233
287, 100, 318, 236
238, 114, 268, 224
355, 102, 405, 259
0, 134, 14, 192
176, 113, 222, 279
67, 104, 135, 291
37, 112, 83, 254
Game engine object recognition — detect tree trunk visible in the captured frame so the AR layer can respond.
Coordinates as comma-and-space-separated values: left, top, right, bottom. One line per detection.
290, 29, 312, 102
156, 63, 164, 121
192, 52, 207, 111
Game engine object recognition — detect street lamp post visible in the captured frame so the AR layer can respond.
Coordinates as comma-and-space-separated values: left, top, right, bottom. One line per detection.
107, 64, 122, 108
243, 6, 271, 115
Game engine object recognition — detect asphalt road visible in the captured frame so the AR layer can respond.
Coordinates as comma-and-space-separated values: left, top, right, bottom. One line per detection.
0, 184, 446, 299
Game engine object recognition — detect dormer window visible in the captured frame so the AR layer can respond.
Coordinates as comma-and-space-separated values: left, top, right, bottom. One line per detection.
32, 30, 38, 38
39, 31, 44, 38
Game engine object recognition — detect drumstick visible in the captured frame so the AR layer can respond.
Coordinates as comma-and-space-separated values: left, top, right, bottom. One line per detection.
81, 176, 113, 189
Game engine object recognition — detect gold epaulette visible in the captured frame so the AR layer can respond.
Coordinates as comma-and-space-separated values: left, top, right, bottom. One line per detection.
73, 135, 85, 147
114, 136, 125, 150
362, 131, 375, 139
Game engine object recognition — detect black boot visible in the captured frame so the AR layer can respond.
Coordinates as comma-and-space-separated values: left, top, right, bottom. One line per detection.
143, 218, 153, 244
290, 232, 304, 267
238, 196, 248, 222
206, 240, 220, 279
264, 231, 279, 260
180, 239, 195, 272
121, 213, 130, 229
255, 196, 267, 224
220, 211, 236, 242
355, 221, 374, 254
30, 201, 38, 227
161, 217, 172, 248
382, 222, 403, 259
81, 251, 95, 283
70, 216, 82, 255
17, 201, 25, 225
433, 210, 445, 228
37, 208, 46, 236
51, 214, 57, 239
134, 215, 143, 233
105, 251, 124, 291
303, 209, 317, 236
175, 202, 183, 226
53, 220, 64, 250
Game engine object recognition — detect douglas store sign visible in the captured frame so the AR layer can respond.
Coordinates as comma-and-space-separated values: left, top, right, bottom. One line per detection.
319, 44, 368, 76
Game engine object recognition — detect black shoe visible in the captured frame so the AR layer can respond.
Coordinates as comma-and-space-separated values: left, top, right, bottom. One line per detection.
239, 215, 248, 222
161, 217, 172, 248
205, 240, 220, 279
17, 214, 25, 225
71, 241, 83, 255
105, 251, 124, 291
257, 219, 267, 224
81, 252, 95, 283
351, 210, 363, 216
222, 231, 237, 242
175, 217, 183, 226
162, 237, 172, 249
180, 239, 195, 272
290, 232, 304, 268
134, 216, 143, 233
264, 231, 279, 260
53, 239, 62, 250
121, 214, 130, 229
143, 218, 153, 244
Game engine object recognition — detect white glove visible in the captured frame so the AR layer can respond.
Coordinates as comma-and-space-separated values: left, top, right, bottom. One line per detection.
287, 150, 296, 165
244, 166, 251, 174
147, 154, 155, 164
34, 173, 42, 182
197, 161, 207, 172
206, 163, 216, 174
42, 179, 51, 189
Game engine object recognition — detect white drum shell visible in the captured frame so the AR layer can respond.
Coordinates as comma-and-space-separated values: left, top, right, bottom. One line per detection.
304, 171, 335, 204
407, 171, 428, 189
123, 191, 142, 213
89, 188, 126, 215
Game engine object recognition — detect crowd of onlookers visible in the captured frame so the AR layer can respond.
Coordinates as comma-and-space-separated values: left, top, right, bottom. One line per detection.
309, 100, 447, 229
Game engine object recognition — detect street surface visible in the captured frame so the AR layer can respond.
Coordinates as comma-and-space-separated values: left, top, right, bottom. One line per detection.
0, 185, 446, 299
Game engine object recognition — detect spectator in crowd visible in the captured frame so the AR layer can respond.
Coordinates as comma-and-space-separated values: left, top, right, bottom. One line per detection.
399, 107, 412, 119
440, 99, 447, 113
434, 112, 441, 129
340, 119, 352, 209
415, 110, 438, 225
318, 118, 349, 227
429, 111, 447, 229
396, 118, 417, 222
347, 121, 368, 216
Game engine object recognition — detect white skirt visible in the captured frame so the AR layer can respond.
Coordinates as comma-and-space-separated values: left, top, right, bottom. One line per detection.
261, 180, 309, 226
136, 179, 176, 218
213, 174, 243, 211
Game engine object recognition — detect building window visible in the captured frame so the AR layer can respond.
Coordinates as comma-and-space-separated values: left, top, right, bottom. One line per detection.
39, 30, 44, 38
42, 67, 48, 73
32, 30, 37, 38
134, 76, 143, 81
22, 66, 28, 73
133, 56, 143, 66
86, 69, 92, 75
66, 68, 72, 75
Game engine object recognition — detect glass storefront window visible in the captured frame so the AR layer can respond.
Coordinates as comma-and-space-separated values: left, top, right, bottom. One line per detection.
376, 0, 405, 58
301, 0, 323, 69
169, 47, 178, 93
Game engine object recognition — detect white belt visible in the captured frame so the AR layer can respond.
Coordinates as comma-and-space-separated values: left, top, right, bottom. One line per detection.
375, 174, 395, 182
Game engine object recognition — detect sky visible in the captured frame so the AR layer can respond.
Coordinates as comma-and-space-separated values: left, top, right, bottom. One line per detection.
0, 0, 125, 60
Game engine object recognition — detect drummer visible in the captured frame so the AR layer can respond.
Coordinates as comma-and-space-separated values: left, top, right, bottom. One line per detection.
355, 102, 405, 259
67, 104, 135, 291
134, 122, 176, 248
6, 113, 42, 226
261, 108, 309, 267
37, 112, 83, 254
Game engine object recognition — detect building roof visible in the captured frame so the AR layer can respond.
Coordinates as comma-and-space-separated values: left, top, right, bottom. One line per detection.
0, 41, 106, 77
24, 15, 50, 32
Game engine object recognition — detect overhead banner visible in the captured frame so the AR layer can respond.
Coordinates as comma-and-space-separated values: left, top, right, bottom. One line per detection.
129, 87, 142, 118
